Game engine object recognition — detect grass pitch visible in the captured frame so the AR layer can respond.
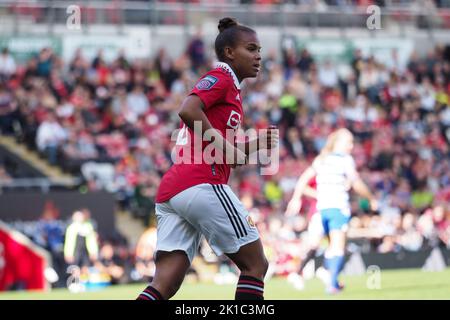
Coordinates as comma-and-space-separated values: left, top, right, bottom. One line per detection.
1, 268, 449, 300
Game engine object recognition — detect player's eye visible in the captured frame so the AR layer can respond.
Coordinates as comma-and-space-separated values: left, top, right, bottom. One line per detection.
247, 46, 261, 53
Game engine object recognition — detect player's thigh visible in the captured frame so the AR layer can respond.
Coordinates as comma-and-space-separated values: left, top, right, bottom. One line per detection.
328, 230, 346, 252
325, 209, 349, 250
153, 250, 191, 284
321, 208, 349, 233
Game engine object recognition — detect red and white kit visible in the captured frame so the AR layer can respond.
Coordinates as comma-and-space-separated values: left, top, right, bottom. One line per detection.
155, 62, 259, 262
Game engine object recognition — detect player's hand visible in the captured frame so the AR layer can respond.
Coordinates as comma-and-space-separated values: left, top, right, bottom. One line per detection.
258, 125, 279, 150
370, 199, 378, 212
285, 198, 302, 217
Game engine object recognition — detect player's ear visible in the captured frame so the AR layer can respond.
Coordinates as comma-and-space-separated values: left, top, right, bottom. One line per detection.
223, 46, 235, 61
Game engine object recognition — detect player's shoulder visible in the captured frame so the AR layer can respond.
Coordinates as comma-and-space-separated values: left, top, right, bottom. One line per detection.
194, 68, 232, 91
205, 67, 233, 82
329, 152, 352, 160
342, 153, 355, 162
337, 153, 356, 168
346, 154, 356, 166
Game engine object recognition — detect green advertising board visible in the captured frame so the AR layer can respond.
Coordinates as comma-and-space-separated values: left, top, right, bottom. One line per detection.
0, 36, 62, 64
297, 38, 354, 64
294, 37, 414, 68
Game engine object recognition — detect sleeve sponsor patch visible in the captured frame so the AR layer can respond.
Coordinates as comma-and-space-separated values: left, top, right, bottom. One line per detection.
195, 75, 218, 90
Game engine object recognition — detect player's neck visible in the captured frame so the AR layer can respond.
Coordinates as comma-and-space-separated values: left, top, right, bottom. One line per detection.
214, 61, 241, 88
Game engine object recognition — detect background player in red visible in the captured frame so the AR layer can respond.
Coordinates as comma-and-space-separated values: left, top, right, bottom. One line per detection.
286, 176, 324, 290
137, 17, 278, 300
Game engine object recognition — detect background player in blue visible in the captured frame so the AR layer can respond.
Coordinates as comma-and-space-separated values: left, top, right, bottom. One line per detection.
286, 128, 378, 294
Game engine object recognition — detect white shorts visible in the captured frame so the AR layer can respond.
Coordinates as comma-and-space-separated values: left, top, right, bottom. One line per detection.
155, 183, 260, 263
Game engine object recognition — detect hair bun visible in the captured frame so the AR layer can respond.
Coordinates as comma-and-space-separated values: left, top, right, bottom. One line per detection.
218, 17, 238, 33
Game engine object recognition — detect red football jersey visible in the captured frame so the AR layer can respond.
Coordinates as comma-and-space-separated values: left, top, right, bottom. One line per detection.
156, 62, 243, 203
305, 177, 318, 221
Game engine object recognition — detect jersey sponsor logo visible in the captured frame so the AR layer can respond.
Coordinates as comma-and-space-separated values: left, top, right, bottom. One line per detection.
227, 110, 241, 129
195, 75, 218, 90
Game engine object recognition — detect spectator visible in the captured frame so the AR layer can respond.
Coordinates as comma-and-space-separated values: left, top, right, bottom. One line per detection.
297, 48, 314, 74
397, 212, 423, 251
35, 111, 67, 165
64, 209, 99, 274
95, 242, 127, 285
133, 227, 157, 282
0, 47, 16, 79
186, 29, 206, 72
0, 164, 12, 184
318, 60, 339, 88
0, 83, 17, 135
126, 85, 150, 124
37, 47, 54, 78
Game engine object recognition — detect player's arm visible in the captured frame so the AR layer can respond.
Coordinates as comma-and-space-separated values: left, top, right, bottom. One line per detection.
178, 95, 247, 165
351, 175, 378, 211
285, 166, 316, 216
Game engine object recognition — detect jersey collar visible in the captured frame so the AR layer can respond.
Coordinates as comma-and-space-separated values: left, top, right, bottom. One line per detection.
214, 61, 241, 90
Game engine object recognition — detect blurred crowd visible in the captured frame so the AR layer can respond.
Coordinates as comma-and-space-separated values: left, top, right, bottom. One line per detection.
0, 30, 449, 284
9, 0, 450, 7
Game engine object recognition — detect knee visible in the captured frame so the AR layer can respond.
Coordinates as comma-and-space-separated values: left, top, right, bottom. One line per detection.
240, 257, 269, 280
261, 257, 269, 276
255, 257, 269, 279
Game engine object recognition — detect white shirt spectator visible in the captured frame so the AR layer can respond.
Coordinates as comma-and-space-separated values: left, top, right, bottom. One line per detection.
318, 62, 339, 88
359, 65, 381, 90
440, 107, 450, 126
417, 81, 436, 111
126, 87, 149, 121
342, 95, 379, 123
0, 51, 16, 77
36, 118, 67, 151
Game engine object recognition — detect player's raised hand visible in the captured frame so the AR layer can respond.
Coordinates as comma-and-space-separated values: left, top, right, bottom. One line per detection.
285, 198, 302, 217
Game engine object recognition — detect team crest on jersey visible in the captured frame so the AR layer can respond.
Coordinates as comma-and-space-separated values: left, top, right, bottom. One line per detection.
227, 110, 241, 130
247, 215, 256, 228
195, 75, 218, 90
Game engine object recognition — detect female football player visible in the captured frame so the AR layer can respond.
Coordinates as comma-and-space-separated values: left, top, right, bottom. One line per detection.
137, 17, 278, 300
286, 128, 377, 294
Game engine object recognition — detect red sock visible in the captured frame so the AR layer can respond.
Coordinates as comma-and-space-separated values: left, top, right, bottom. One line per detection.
137, 285, 164, 300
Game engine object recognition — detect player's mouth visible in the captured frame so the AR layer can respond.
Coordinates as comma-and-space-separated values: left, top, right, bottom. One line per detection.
253, 64, 261, 72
